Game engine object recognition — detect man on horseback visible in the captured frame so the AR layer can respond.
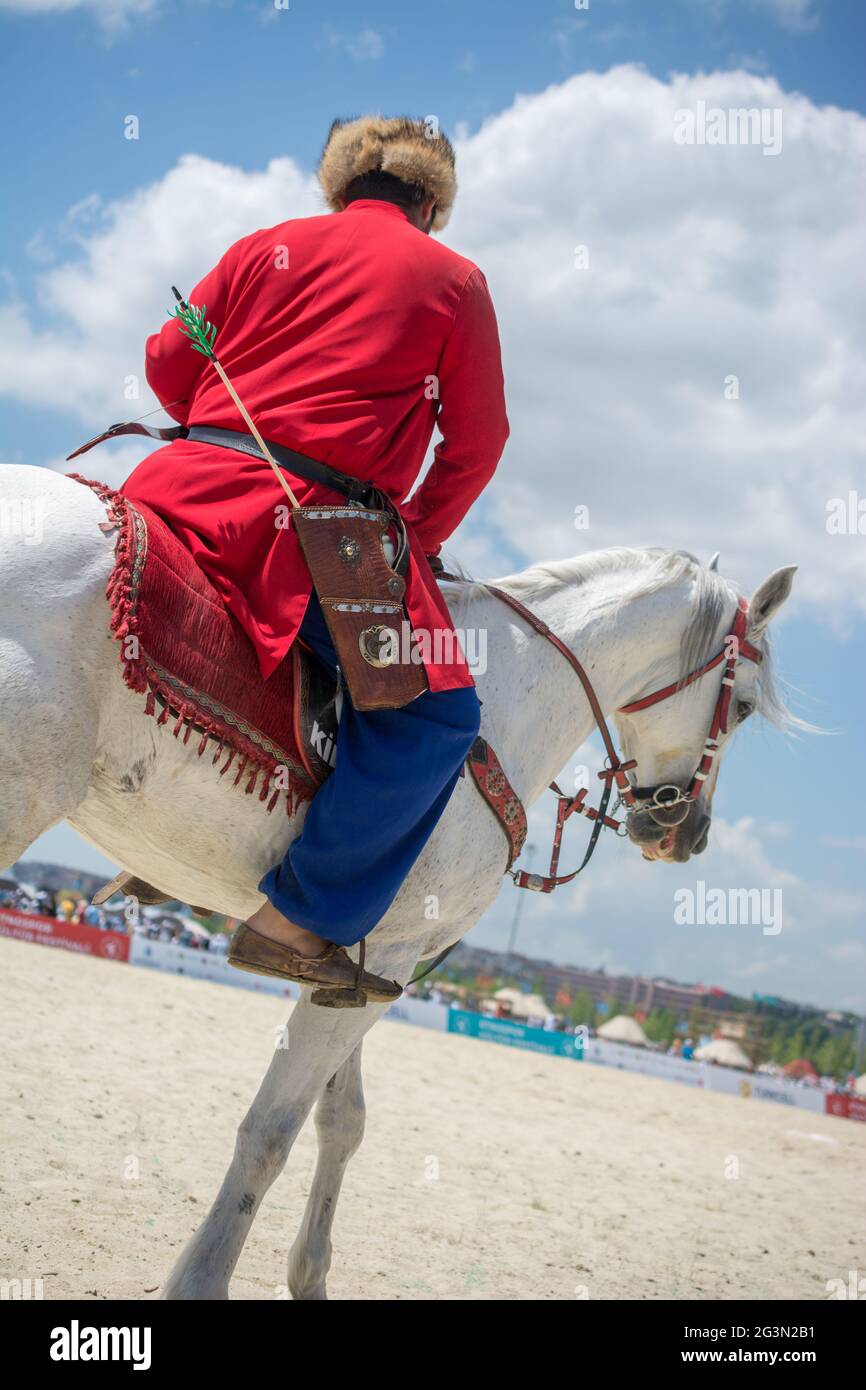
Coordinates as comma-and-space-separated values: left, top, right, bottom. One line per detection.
120, 116, 509, 1004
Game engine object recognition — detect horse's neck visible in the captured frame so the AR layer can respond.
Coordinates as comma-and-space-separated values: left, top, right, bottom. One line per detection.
467, 565, 687, 805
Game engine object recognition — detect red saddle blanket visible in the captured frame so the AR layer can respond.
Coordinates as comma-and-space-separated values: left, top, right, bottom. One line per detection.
71, 475, 326, 816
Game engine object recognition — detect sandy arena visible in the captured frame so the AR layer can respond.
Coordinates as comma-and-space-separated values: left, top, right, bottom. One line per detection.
1, 934, 863, 1301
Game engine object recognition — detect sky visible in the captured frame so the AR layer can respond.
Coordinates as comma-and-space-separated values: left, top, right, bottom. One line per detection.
1, 0, 864, 1011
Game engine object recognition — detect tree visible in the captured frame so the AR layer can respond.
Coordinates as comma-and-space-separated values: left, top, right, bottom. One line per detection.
569, 988, 596, 1029
644, 1007, 677, 1048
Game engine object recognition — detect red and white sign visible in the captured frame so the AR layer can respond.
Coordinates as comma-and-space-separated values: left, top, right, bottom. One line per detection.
0, 907, 130, 962
825, 1092, 866, 1123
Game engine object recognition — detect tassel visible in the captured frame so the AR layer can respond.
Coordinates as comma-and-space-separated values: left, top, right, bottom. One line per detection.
220, 748, 236, 777
233, 756, 248, 788
126, 663, 148, 694
144, 690, 156, 718
183, 717, 194, 745
245, 767, 258, 796
157, 702, 171, 727
212, 737, 225, 766
197, 730, 210, 757
267, 789, 280, 813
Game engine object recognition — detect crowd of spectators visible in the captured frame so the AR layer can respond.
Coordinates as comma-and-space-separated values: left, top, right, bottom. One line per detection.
0, 881, 229, 952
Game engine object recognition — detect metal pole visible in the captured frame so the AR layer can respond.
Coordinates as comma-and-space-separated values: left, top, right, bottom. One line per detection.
506, 843, 535, 974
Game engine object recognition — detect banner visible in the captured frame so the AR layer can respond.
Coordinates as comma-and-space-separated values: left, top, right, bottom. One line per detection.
447, 1008, 584, 1058
583, 1037, 706, 1088
0, 907, 130, 962
705, 1066, 825, 1112
129, 935, 298, 998
825, 1092, 866, 1123
386, 995, 449, 1031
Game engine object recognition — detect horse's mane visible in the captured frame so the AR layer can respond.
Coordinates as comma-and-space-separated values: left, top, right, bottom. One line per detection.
442, 547, 801, 731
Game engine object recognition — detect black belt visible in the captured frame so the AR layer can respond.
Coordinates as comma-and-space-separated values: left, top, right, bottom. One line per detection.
66, 419, 409, 573
187, 425, 389, 510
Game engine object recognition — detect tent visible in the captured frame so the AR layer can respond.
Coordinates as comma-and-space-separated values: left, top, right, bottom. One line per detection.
694, 1038, 752, 1070
597, 1014, 649, 1047
492, 988, 551, 1021
492, 987, 523, 1007
511, 993, 552, 1021
783, 1058, 819, 1082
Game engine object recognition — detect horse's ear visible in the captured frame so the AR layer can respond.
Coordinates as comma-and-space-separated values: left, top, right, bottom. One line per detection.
707, 552, 720, 572
747, 565, 797, 637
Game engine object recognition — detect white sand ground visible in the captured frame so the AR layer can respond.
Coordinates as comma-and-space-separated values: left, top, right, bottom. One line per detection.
1, 933, 863, 1301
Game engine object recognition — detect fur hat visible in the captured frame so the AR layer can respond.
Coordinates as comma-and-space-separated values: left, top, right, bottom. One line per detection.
317, 116, 457, 230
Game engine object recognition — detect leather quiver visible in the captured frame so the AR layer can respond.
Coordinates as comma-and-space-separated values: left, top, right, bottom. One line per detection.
292, 505, 428, 711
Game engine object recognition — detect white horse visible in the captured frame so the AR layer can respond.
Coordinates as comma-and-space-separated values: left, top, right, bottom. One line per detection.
0, 464, 796, 1299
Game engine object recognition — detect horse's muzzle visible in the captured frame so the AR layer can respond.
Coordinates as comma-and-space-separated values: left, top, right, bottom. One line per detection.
628, 800, 711, 862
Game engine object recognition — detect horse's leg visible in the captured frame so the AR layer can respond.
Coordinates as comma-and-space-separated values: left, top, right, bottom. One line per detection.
287, 1042, 365, 1301
161, 947, 414, 1301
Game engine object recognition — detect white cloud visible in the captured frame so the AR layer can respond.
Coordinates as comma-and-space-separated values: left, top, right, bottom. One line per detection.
827, 940, 866, 963
443, 65, 866, 615
321, 24, 384, 62
751, 0, 819, 32
0, 0, 155, 33
52, 440, 156, 490
0, 153, 321, 426
696, 0, 819, 33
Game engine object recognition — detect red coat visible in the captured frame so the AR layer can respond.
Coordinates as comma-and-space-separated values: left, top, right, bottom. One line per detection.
121, 199, 509, 690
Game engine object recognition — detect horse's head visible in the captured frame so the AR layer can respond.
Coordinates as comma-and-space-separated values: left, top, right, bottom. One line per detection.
611, 563, 796, 864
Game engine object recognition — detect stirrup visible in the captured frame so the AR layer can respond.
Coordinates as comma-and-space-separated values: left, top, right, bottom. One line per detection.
311, 986, 368, 1009
310, 938, 371, 1009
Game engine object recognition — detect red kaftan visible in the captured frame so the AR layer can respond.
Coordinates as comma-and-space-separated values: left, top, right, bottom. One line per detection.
121, 199, 509, 690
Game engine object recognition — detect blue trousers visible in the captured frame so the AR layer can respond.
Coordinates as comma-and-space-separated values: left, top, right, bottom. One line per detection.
258, 594, 481, 945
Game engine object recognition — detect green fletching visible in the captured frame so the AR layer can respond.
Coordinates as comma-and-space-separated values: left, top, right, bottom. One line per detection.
168, 298, 218, 360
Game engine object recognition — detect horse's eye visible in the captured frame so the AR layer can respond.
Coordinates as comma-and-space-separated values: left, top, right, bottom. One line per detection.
736, 700, 754, 722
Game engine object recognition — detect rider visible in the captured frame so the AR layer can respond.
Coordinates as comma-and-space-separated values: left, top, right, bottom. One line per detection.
121, 116, 509, 1003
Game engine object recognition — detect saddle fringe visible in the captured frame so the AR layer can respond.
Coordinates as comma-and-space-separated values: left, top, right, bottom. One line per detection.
71, 474, 314, 820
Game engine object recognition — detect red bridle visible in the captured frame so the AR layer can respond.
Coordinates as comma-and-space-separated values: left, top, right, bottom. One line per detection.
484, 587, 762, 893
617, 594, 762, 807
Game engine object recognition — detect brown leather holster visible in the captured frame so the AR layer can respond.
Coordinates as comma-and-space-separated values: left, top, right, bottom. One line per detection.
292, 503, 428, 711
